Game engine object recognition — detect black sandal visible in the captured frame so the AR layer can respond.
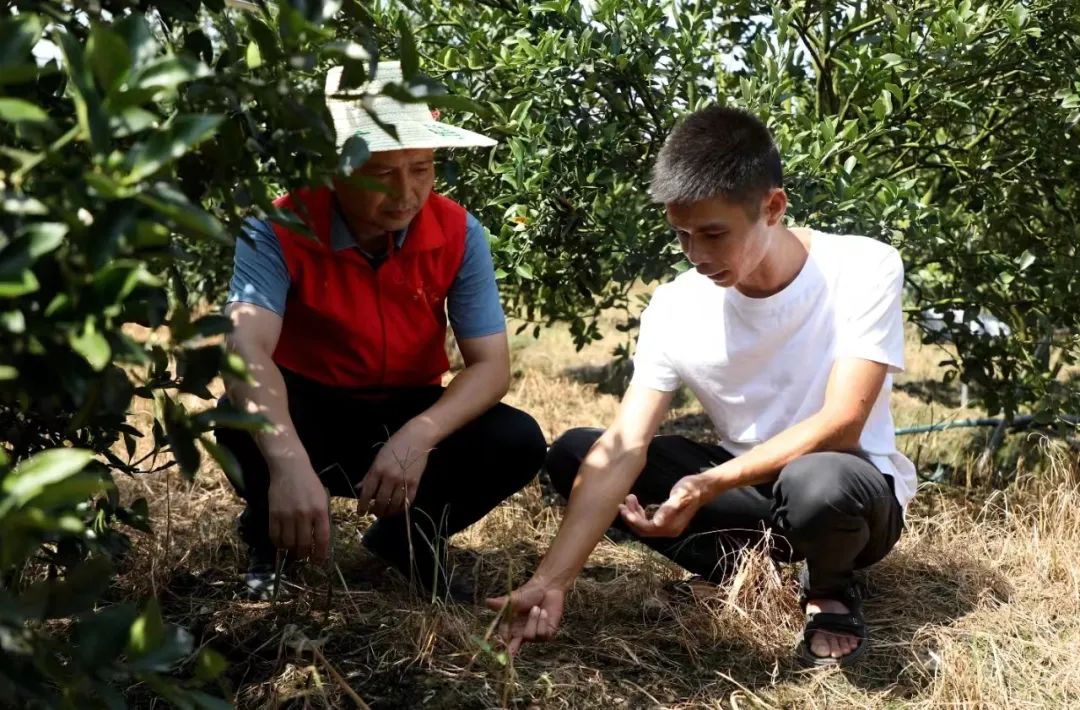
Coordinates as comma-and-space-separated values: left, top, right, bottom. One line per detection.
796, 570, 869, 667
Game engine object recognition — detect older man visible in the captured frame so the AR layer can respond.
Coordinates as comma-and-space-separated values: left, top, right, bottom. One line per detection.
216, 62, 545, 600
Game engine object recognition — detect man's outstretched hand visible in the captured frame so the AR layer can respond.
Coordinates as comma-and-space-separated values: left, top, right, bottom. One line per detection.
618, 473, 710, 537
485, 583, 566, 655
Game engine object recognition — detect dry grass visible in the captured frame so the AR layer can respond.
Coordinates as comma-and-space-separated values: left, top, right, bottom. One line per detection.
111, 314, 1080, 708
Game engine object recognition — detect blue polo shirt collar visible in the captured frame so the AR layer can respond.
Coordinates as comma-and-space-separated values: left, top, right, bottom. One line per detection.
330, 203, 408, 256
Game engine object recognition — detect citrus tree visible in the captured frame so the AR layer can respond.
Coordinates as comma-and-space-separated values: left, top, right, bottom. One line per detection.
371, 0, 1080, 423
0, 0, 431, 703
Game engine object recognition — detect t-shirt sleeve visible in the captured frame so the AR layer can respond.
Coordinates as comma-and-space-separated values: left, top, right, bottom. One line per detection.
835, 247, 905, 373
447, 212, 507, 339
630, 289, 682, 392
227, 218, 290, 316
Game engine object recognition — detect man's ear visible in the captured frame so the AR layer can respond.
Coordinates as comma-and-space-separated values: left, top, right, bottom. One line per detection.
764, 188, 788, 226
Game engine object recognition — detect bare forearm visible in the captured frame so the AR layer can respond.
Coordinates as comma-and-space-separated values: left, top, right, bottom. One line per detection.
702, 410, 860, 494
533, 440, 646, 589
403, 360, 509, 445
224, 343, 309, 472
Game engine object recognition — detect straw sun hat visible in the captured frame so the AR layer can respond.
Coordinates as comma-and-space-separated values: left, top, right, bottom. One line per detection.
325, 61, 497, 153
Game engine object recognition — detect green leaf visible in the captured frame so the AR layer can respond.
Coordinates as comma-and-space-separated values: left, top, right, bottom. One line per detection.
135, 184, 228, 242
124, 113, 223, 184
114, 14, 158, 71
425, 93, 485, 114
397, 15, 420, 80
245, 16, 282, 63
194, 648, 229, 682
0, 98, 49, 124
1, 193, 47, 215
245, 40, 262, 69
74, 604, 138, 667
93, 261, 162, 305
24, 473, 110, 511
515, 263, 535, 280
164, 399, 202, 476
17, 222, 68, 261
127, 625, 194, 672
110, 106, 161, 137
117, 497, 152, 534
0, 270, 39, 298
0, 365, 17, 380
192, 402, 268, 433
201, 437, 242, 490
1017, 251, 1036, 271
340, 134, 371, 174
0, 14, 42, 71
881, 53, 904, 68
127, 597, 166, 658
56, 28, 110, 151
130, 55, 211, 92
87, 23, 131, 92
19, 557, 114, 620
69, 327, 112, 371
1, 448, 94, 510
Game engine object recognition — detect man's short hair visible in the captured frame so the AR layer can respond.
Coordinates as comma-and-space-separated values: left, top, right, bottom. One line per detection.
649, 106, 783, 213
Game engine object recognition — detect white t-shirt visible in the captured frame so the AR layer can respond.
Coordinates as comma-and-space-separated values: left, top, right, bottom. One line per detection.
631, 229, 917, 509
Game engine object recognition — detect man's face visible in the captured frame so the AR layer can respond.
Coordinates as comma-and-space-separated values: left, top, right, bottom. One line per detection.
334, 148, 435, 233
666, 189, 786, 289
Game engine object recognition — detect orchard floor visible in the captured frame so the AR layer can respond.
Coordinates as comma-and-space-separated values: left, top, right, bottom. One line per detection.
115, 314, 1080, 708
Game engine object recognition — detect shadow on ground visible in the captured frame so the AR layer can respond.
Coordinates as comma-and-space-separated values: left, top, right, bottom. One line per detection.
148, 525, 1009, 707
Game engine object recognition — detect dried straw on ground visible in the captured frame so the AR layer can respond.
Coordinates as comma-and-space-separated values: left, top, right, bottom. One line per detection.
113, 320, 1080, 708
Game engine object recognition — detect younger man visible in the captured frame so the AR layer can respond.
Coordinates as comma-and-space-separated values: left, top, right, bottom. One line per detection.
490, 106, 914, 665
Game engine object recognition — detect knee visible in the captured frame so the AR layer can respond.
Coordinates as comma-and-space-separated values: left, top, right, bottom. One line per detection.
494, 406, 548, 485
545, 428, 602, 499
774, 454, 862, 529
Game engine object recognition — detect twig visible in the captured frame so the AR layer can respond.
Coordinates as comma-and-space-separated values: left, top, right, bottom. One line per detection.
310, 646, 372, 709
714, 671, 779, 710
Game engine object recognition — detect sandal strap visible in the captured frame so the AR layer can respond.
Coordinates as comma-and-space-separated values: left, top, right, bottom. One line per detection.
804, 611, 866, 638
797, 568, 865, 612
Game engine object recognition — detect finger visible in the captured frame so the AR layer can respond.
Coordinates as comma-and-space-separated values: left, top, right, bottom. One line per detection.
620, 505, 655, 536
278, 514, 296, 550
652, 502, 680, 530
387, 483, 406, 517
485, 595, 509, 613
312, 510, 331, 563
537, 608, 555, 640
619, 500, 645, 525
368, 481, 385, 518
356, 469, 380, 514
523, 605, 540, 641
269, 515, 283, 549
293, 515, 313, 559
508, 635, 523, 656
371, 476, 398, 518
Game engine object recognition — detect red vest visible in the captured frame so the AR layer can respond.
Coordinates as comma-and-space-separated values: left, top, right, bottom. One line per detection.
271, 187, 468, 389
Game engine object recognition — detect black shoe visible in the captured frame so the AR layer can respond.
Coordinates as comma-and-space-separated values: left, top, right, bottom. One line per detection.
240, 561, 284, 601
235, 510, 290, 601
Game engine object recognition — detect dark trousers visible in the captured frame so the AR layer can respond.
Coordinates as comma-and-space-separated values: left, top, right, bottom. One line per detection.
214, 369, 547, 588
546, 428, 904, 598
